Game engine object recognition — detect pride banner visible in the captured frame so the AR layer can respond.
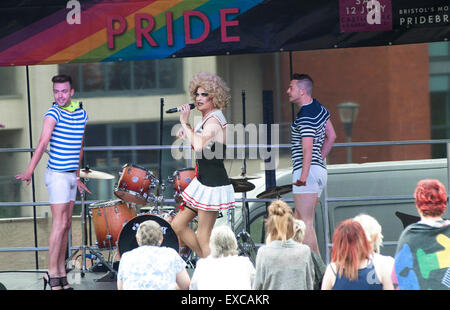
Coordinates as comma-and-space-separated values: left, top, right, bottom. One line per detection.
0, 0, 448, 66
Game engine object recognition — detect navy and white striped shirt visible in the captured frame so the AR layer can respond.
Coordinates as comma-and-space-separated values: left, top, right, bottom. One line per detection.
44, 103, 88, 172
291, 99, 330, 171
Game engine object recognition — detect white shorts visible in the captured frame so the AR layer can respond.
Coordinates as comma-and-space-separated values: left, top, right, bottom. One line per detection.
44, 168, 77, 204
292, 166, 327, 197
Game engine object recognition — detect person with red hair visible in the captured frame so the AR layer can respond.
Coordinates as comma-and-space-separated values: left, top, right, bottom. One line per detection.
414, 179, 448, 219
393, 179, 450, 290
321, 219, 394, 290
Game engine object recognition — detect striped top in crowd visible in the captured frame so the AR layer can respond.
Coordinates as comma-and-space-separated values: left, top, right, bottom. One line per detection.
291, 99, 330, 171
44, 103, 88, 172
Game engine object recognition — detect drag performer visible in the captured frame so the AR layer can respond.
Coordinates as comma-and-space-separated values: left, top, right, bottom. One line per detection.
288, 73, 336, 255
16, 74, 90, 290
171, 72, 235, 258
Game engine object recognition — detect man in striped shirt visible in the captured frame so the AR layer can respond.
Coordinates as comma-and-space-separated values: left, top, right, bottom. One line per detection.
288, 74, 336, 255
16, 74, 90, 290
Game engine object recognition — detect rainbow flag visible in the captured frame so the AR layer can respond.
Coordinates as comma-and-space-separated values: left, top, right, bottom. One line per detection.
0, 0, 264, 66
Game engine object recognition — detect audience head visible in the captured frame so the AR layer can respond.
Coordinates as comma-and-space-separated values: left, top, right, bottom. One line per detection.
209, 225, 239, 258
292, 219, 306, 244
136, 220, 163, 247
265, 200, 294, 243
414, 179, 448, 218
331, 219, 371, 281
353, 213, 383, 254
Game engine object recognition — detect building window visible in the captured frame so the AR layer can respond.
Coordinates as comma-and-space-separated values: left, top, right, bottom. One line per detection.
0, 67, 17, 96
429, 42, 450, 158
58, 58, 183, 96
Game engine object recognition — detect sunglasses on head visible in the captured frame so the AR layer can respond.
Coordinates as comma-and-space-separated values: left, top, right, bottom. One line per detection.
194, 92, 209, 97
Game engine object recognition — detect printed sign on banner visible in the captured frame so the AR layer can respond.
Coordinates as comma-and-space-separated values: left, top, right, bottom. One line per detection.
339, 0, 393, 32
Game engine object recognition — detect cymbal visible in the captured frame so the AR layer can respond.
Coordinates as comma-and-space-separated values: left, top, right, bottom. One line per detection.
229, 178, 256, 193
256, 184, 292, 199
79, 168, 114, 180
229, 174, 260, 180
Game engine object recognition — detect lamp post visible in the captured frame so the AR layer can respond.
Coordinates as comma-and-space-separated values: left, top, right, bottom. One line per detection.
337, 102, 360, 163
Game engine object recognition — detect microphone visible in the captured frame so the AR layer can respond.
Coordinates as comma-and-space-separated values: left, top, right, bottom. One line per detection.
165, 103, 195, 113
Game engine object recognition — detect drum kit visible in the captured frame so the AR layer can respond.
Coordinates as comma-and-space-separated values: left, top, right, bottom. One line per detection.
74, 164, 182, 277
72, 162, 292, 277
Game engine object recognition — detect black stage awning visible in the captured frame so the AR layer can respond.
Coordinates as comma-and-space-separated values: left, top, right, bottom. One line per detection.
0, 0, 448, 66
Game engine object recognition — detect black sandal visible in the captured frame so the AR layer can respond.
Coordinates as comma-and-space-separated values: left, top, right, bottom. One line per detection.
43, 272, 63, 290
59, 276, 74, 290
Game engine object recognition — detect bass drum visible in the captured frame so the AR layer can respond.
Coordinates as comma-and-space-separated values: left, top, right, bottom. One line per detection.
117, 214, 179, 257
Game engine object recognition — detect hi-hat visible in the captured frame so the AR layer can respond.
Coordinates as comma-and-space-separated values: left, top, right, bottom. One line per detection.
79, 168, 114, 180
229, 178, 255, 193
257, 184, 292, 199
229, 174, 260, 180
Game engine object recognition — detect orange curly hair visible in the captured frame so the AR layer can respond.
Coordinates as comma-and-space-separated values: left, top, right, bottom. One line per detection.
414, 179, 447, 217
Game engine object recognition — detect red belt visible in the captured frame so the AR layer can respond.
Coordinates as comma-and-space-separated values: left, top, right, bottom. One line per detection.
176, 202, 186, 211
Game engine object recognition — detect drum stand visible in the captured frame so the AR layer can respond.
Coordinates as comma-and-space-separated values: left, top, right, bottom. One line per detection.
68, 178, 117, 278
159, 181, 198, 268
233, 171, 258, 265
232, 90, 258, 264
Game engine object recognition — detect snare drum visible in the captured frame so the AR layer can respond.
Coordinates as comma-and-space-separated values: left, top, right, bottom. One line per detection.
114, 164, 158, 205
89, 200, 137, 249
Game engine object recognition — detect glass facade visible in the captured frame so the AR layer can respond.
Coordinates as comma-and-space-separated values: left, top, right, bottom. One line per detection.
59, 58, 183, 96
429, 42, 450, 158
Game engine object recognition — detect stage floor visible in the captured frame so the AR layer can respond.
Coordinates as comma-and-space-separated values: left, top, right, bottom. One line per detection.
0, 270, 117, 290
0, 266, 196, 290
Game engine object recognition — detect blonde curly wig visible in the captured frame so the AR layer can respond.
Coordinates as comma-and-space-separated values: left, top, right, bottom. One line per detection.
188, 72, 231, 110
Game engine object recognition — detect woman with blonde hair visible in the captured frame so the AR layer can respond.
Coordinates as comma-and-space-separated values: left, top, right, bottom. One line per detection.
353, 213, 384, 254
321, 219, 393, 290
253, 200, 314, 290
171, 72, 235, 259
353, 214, 394, 286
293, 218, 306, 243
189, 225, 255, 290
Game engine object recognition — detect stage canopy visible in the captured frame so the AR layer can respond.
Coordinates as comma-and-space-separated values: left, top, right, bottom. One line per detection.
0, 0, 449, 66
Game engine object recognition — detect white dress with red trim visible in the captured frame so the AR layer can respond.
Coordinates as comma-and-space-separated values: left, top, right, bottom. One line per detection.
180, 110, 235, 212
